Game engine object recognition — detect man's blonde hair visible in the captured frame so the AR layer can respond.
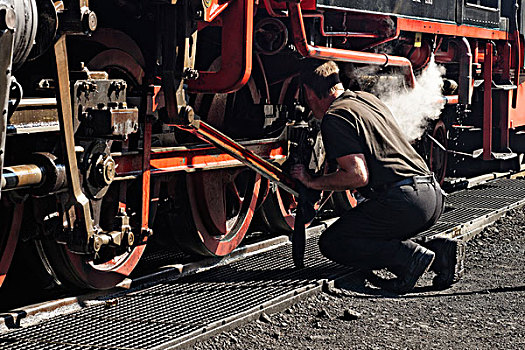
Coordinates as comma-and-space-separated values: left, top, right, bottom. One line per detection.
300, 60, 342, 98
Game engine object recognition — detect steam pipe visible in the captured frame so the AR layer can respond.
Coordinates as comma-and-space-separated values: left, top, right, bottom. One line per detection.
287, 2, 416, 88
187, 0, 253, 93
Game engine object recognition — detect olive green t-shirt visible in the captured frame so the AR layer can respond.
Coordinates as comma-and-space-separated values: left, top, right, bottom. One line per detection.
321, 90, 430, 192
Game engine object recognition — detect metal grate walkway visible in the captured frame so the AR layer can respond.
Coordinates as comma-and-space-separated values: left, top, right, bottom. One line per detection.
1, 178, 525, 349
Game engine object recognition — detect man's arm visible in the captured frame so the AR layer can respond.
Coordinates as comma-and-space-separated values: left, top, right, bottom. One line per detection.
291, 153, 369, 191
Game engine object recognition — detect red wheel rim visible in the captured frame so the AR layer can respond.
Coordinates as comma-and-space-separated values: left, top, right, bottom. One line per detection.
186, 169, 261, 256
275, 187, 300, 230
259, 185, 322, 233
429, 120, 447, 185
0, 201, 23, 287
61, 245, 146, 290
37, 183, 146, 290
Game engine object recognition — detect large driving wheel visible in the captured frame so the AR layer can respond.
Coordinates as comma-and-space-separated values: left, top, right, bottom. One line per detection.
174, 169, 261, 256
33, 34, 149, 290
169, 57, 266, 256
36, 182, 146, 290
0, 200, 23, 287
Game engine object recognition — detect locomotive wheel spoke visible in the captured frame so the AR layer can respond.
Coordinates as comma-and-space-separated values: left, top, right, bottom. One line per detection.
205, 171, 229, 233
180, 169, 261, 256
227, 181, 243, 210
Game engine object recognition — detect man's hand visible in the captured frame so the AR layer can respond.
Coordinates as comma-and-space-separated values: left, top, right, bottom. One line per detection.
290, 154, 368, 191
290, 164, 312, 187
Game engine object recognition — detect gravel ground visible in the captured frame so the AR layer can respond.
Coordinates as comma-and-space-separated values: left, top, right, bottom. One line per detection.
192, 209, 525, 350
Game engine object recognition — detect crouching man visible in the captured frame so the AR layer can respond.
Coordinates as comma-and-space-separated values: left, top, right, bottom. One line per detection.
291, 60, 460, 294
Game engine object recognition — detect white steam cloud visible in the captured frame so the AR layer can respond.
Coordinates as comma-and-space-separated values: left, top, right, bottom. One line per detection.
374, 58, 446, 142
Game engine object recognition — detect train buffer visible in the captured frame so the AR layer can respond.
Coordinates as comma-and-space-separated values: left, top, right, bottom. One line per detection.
1, 177, 525, 349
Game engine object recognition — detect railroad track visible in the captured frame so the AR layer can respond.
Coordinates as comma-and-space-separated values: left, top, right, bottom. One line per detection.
1, 174, 525, 349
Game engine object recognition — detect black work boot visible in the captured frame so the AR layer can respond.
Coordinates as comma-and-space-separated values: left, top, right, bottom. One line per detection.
368, 246, 435, 294
422, 237, 465, 289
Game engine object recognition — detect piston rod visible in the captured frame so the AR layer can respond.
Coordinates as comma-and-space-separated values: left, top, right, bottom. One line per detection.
176, 113, 299, 197
1, 164, 44, 190
1, 157, 67, 193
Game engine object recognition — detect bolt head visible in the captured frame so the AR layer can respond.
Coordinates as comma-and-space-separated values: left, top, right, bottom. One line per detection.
82, 10, 98, 32
126, 232, 134, 246
102, 157, 116, 184
93, 237, 102, 252
88, 11, 98, 31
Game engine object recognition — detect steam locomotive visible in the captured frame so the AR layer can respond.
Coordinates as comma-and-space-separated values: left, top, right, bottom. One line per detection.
0, 0, 523, 290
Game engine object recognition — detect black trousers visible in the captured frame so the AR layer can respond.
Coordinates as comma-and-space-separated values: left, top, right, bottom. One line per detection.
319, 181, 444, 274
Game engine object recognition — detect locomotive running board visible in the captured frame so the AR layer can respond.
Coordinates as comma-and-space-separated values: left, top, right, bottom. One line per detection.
176, 117, 299, 197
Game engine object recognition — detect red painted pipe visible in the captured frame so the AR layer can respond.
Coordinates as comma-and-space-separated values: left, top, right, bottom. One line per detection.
187, 0, 253, 93
287, 2, 416, 88
512, 30, 521, 109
